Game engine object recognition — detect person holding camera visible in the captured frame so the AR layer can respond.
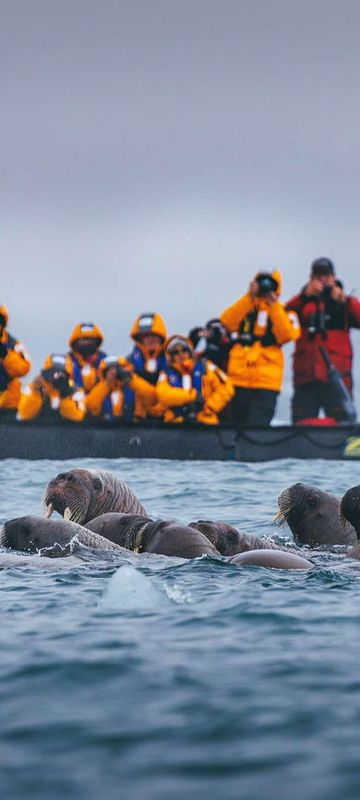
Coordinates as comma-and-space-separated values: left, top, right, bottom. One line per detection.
18, 354, 86, 422
0, 304, 31, 413
156, 335, 234, 425
188, 319, 232, 371
220, 270, 300, 426
85, 356, 160, 421
285, 258, 360, 422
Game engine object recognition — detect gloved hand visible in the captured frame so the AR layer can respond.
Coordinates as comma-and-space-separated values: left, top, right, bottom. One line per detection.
0, 342, 8, 359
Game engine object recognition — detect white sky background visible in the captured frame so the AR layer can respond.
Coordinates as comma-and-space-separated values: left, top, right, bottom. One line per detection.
1, 0, 360, 420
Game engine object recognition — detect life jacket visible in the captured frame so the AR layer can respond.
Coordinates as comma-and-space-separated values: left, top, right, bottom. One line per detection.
101, 385, 135, 422
237, 309, 277, 347
69, 351, 106, 390
127, 346, 167, 385
0, 333, 16, 391
166, 360, 206, 392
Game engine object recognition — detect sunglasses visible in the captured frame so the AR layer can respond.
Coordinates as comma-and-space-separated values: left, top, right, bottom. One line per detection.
170, 347, 190, 356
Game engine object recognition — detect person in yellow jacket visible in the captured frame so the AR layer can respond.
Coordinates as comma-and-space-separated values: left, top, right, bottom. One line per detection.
0, 305, 31, 411
127, 312, 167, 417
18, 354, 86, 422
67, 321, 107, 396
86, 356, 161, 421
220, 270, 300, 425
156, 335, 234, 425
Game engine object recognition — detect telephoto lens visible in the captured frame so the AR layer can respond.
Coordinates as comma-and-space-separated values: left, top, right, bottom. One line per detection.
256, 273, 278, 296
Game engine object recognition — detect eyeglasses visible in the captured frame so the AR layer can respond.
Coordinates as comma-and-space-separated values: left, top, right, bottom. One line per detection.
170, 347, 190, 356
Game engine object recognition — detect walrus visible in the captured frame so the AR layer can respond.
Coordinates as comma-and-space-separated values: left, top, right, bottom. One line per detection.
1, 516, 127, 557
188, 520, 296, 556
340, 485, 360, 537
275, 483, 357, 546
229, 550, 314, 570
340, 485, 360, 559
86, 512, 221, 559
43, 468, 146, 525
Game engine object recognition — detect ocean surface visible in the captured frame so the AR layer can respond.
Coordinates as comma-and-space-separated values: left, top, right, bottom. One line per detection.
1, 456, 360, 800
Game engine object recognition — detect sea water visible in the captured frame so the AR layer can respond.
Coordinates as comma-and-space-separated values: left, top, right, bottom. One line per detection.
1, 457, 360, 800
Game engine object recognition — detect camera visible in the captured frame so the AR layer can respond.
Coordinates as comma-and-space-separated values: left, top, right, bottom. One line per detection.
102, 358, 132, 383
41, 366, 73, 398
256, 273, 278, 297
320, 285, 332, 299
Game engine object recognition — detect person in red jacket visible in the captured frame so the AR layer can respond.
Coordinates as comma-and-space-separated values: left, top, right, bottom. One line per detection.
286, 258, 360, 423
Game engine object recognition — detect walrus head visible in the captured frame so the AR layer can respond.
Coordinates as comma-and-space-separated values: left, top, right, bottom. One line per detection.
188, 520, 241, 556
43, 469, 146, 525
43, 469, 100, 524
274, 482, 357, 546
340, 485, 360, 539
1, 515, 79, 553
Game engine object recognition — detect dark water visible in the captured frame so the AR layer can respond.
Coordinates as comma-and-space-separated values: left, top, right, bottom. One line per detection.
1, 457, 360, 800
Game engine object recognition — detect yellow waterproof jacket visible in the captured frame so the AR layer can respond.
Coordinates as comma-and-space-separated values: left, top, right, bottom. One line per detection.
86, 363, 159, 419
18, 381, 86, 422
220, 292, 300, 392
156, 360, 234, 425
0, 329, 31, 410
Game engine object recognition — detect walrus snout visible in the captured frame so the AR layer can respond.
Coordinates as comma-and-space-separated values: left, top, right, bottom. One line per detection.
43, 471, 90, 523
1, 517, 37, 552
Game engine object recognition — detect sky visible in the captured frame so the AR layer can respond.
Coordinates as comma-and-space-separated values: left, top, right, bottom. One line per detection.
2, 0, 360, 419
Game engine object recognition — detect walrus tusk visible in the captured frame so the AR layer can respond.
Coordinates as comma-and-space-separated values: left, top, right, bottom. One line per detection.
44, 503, 54, 519
63, 507, 73, 521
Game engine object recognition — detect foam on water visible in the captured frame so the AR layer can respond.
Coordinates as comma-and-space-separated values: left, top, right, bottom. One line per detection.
99, 564, 168, 612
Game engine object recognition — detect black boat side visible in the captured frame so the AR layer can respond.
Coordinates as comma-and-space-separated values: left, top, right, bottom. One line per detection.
1, 418, 360, 461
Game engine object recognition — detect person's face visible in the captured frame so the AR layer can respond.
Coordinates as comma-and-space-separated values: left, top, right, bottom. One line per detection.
72, 338, 99, 360
170, 345, 192, 367
139, 334, 163, 354
312, 270, 335, 288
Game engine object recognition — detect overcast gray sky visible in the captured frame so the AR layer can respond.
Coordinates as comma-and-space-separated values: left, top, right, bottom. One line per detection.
2, 0, 360, 418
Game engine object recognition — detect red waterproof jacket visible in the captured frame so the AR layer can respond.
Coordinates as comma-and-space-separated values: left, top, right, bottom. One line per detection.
285, 287, 360, 388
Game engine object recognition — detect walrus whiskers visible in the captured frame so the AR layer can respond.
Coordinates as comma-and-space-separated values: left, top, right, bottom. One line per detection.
273, 489, 293, 525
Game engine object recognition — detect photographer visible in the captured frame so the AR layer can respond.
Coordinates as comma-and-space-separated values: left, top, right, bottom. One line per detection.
220, 271, 300, 425
0, 304, 31, 412
286, 258, 360, 422
188, 319, 232, 371
18, 355, 85, 422
85, 356, 160, 421
156, 335, 234, 425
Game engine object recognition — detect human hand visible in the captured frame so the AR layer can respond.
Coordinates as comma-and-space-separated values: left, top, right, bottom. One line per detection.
105, 367, 118, 388
331, 284, 346, 303
33, 375, 46, 394
248, 279, 258, 297
304, 278, 323, 296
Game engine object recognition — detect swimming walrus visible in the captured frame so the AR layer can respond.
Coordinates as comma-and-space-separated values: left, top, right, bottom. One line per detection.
86, 512, 221, 558
188, 520, 295, 556
43, 468, 146, 525
340, 485, 360, 559
275, 482, 357, 546
1, 516, 126, 557
229, 549, 314, 570
340, 485, 360, 537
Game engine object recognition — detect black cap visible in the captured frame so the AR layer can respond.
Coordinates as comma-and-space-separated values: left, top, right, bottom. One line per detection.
311, 258, 335, 277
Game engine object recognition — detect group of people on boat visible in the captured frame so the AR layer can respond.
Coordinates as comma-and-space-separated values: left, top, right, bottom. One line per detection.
1, 257, 360, 427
